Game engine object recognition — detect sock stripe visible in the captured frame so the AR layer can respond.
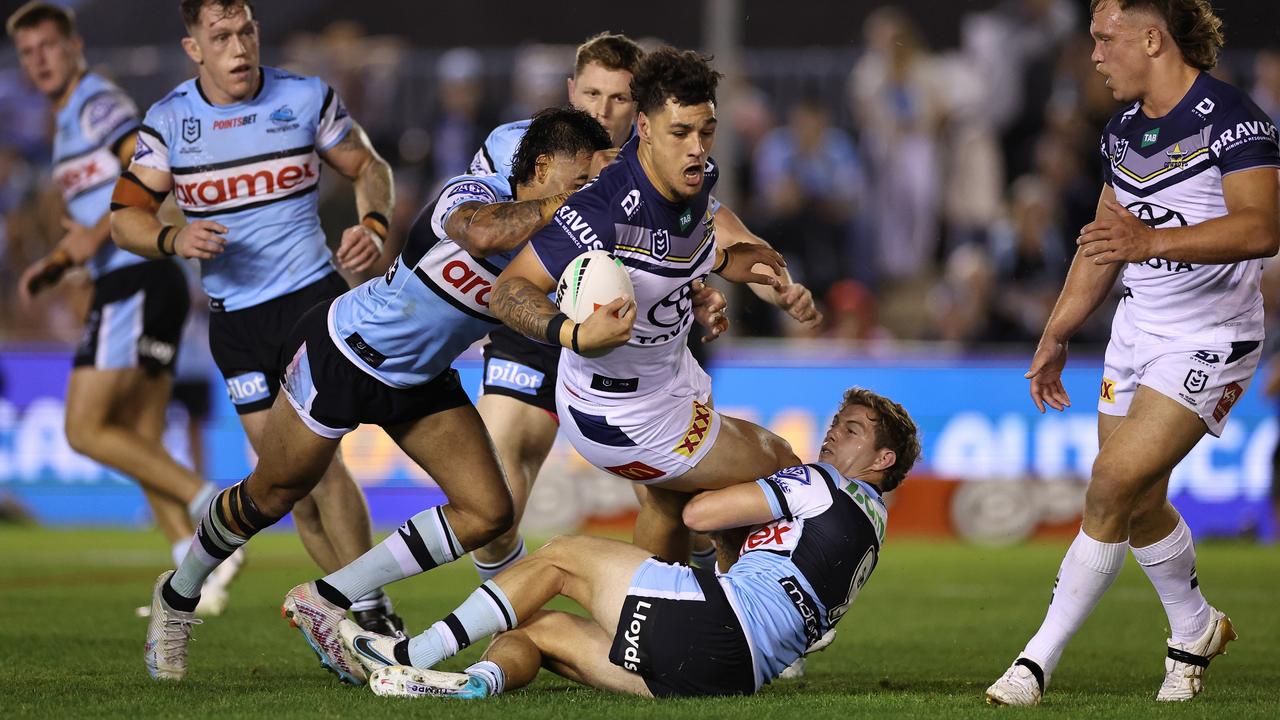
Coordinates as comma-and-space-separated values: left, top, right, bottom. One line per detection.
474, 538, 525, 570
226, 482, 245, 532
435, 506, 462, 560
443, 613, 471, 649
397, 520, 440, 572
479, 581, 515, 630
206, 504, 240, 552
235, 482, 274, 532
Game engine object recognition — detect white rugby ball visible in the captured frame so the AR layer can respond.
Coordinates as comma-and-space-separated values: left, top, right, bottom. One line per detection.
556, 250, 633, 322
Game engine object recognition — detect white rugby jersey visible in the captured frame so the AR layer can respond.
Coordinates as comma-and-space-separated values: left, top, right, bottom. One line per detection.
526, 138, 718, 405
1102, 72, 1280, 341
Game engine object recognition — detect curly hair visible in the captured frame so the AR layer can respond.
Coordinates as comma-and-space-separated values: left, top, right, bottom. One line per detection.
841, 387, 920, 493
511, 106, 613, 186
575, 32, 644, 77
630, 46, 723, 116
180, 0, 255, 29
1090, 0, 1224, 71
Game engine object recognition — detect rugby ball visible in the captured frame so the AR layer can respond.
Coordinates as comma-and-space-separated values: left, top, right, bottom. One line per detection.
556, 250, 633, 322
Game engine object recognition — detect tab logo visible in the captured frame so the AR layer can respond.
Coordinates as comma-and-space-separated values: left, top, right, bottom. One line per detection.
1141, 128, 1160, 147
226, 372, 270, 405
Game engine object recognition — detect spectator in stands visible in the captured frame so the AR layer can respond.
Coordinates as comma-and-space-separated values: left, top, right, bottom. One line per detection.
1252, 48, 1280, 124
988, 175, 1068, 343
849, 7, 942, 283
753, 95, 863, 298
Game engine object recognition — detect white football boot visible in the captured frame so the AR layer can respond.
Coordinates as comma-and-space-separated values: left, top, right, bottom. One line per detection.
1157, 606, 1237, 702
143, 572, 202, 680
985, 657, 1045, 706
340, 618, 401, 675
282, 582, 367, 685
369, 666, 492, 700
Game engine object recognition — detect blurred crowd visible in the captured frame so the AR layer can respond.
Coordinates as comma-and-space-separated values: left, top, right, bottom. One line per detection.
4, 0, 1280, 352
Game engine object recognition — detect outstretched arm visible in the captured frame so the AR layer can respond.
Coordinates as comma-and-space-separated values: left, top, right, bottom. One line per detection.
714, 202, 821, 327
444, 193, 570, 257
319, 122, 395, 273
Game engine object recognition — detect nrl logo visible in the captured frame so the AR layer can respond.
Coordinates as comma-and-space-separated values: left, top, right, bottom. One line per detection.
182, 117, 201, 143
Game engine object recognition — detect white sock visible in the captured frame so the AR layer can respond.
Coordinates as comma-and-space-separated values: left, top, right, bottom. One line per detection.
1021, 530, 1128, 677
1131, 517, 1210, 644
171, 539, 190, 566
466, 660, 505, 694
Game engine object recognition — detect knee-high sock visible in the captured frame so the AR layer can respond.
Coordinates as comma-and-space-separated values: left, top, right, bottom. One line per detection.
316, 505, 462, 608
1021, 530, 1128, 678
1132, 516, 1210, 644
473, 536, 526, 582
166, 481, 280, 611
407, 580, 517, 669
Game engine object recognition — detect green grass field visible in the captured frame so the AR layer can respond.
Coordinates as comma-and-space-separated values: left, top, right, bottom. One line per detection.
1, 527, 1277, 719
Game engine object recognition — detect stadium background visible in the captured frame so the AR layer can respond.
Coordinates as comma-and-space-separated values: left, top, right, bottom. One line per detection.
3, 0, 1280, 540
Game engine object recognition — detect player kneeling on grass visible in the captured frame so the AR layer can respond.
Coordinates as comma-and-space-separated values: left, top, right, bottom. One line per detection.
338, 388, 919, 700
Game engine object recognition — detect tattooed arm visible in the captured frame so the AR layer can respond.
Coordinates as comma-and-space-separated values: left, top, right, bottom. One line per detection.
320, 122, 394, 273
492, 245, 634, 356
445, 191, 570, 257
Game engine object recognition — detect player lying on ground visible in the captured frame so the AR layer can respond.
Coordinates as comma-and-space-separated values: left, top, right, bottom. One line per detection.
334, 388, 918, 699
986, 0, 1280, 706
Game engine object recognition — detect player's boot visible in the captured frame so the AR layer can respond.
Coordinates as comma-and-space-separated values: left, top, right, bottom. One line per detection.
144, 571, 202, 680
340, 618, 401, 675
353, 607, 405, 636
985, 657, 1045, 706
369, 666, 492, 700
779, 657, 806, 679
1157, 606, 1237, 702
282, 582, 367, 685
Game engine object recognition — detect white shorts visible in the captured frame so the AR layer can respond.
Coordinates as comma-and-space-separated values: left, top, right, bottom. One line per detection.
556, 370, 722, 485
1099, 303, 1261, 437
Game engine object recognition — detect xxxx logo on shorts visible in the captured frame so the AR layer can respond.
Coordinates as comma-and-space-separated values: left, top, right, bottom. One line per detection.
1100, 377, 1117, 403
1212, 382, 1244, 422
604, 461, 664, 482
673, 400, 712, 457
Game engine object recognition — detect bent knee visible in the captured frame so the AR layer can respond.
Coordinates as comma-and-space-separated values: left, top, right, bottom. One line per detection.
64, 416, 103, 456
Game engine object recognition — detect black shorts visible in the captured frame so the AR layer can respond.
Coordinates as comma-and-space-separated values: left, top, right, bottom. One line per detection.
74, 260, 189, 375
481, 324, 561, 417
279, 299, 473, 437
208, 272, 347, 415
608, 559, 756, 698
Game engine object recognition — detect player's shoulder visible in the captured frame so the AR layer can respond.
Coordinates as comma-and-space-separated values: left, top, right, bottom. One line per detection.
486, 118, 532, 145
73, 73, 136, 121
260, 65, 328, 104
140, 79, 197, 136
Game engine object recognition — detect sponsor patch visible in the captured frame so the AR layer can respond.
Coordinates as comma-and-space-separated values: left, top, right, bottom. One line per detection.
1183, 369, 1209, 394
603, 461, 664, 482
1141, 128, 1160, 147
1212, 382, 1244, 422
485, 358, 545, 396
673, 400, 712, 457
226, 371, 270, 405
1100, 377, 1116, 403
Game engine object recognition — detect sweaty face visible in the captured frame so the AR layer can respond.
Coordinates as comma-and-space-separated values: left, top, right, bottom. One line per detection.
569, 63, 636, 148
13, 21, 81, 100
186, 4, 260, 104
818, 404, 889, 479
535, 150, 596, 198
1090, 1, 1155, 102
639, 99, 717, 202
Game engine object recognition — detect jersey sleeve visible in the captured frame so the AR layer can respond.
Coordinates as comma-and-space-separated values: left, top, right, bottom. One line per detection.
133, 103, 173, 174
1212, 98, 1280, 176
755, 465, 835, 521
526, 185, 615, 281
80, 90, 138, 151
316, 84, 353, 152
429, 176, 504, 240
1099, 131, 1114, 187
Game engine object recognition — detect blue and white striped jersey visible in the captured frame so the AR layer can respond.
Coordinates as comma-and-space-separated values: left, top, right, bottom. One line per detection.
1102, 72, 1280, 341
53, 72, 142, 278
327, 174, 518, 388
133, 66, 351, 311
721, 462, 888, 689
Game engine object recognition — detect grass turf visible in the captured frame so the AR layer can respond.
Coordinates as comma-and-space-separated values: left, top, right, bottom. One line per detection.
0, 527, 1277, 719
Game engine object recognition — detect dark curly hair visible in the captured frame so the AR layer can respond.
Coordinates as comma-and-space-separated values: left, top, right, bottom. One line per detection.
1090, 0, 1224, 71
630, 46, 723, 116
511, 106, 613, 186
841, 387, 920, 493
181, 0, 255, 29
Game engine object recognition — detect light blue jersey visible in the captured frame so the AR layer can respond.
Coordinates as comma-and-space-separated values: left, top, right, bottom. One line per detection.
53, 72, 142, 278
720, 463, 888, 688
133, 66, 351, 311
469, 119, 530, 178
327, 174, 518, 388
